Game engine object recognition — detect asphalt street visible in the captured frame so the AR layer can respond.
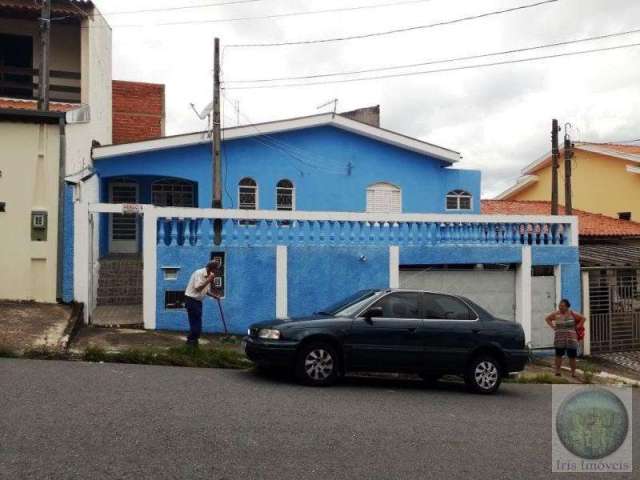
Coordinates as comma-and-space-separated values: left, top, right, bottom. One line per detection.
1, 359, 638, 480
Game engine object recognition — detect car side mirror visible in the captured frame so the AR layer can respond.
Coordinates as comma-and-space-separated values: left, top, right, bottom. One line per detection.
364, 306, 383, 321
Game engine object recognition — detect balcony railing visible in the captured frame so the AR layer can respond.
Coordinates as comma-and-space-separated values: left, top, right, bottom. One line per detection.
143, 207, 578, 248
0, 66, 81, 103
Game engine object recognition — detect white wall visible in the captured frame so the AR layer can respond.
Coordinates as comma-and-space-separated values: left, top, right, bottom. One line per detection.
71, 7, 112, 304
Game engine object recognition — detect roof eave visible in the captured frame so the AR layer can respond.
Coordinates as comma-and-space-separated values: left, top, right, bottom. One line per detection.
494, 175, 539, 200
92, 112, 461, 163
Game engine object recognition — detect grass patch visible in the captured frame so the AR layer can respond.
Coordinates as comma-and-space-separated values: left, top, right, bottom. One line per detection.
22, 345, 68, 360
0, 346, 19, 358
82, 345, 251, 369
510, 373, 570, 384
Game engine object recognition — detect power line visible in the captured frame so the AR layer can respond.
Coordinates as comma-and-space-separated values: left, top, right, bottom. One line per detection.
102, 0, 262, 16
225, 27, 640, 84
107, 0, 437, 28
226, 0, 559, 48
223, 41, 640, 89
221, 94, 348, 174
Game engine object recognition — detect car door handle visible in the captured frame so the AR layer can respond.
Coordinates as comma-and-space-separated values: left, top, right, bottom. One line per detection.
407, 327, 418, 333
472, 328, 480, 334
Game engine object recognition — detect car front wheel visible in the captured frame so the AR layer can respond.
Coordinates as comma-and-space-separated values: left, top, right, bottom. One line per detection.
296, 342, 338, 386
465, 355, 502, 394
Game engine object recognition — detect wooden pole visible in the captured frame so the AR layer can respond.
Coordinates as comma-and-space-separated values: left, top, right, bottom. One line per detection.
38, 0, 51, 111
551, 119, 560, 215
564, 130, 573, 215
213, 38, 222, 244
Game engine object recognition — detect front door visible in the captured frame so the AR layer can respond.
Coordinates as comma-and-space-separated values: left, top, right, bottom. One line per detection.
346, 292, 423, 371
109, 182, 138, 254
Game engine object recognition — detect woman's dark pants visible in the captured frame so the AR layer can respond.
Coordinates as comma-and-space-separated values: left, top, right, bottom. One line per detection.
185, 296, 203, 346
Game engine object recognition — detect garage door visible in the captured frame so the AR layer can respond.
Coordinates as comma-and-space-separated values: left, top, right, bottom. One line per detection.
399, 269, 516, 321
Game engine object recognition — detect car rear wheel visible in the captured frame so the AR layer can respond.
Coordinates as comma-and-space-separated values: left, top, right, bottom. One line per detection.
296, 342, 338, 386
465, 355, 502, 394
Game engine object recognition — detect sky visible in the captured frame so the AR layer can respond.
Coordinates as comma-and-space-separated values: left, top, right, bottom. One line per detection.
95, 0, 640, 198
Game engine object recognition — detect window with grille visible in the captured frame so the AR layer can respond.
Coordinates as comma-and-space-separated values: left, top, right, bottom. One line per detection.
152, 180, 195, 207
366, 182, 401, 213
238, 177, 258, 209
276, 179, 295, 211
239, 177, 257, 225
165, 291, 186, 309
446, 190, 472, 210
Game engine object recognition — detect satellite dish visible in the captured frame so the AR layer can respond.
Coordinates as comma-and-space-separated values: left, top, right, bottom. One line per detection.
190, 101, 213, 120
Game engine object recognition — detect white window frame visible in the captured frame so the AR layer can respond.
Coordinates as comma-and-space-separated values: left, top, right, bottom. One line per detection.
366, 182, 402, 214
238, 177, 259, 210
151, 179, 195, 208
276, 179, 296, 212
445, 190, 473, 211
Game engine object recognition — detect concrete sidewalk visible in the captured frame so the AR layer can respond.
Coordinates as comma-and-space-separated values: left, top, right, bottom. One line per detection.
0, 302, 77, 353
69, 325, 242, 354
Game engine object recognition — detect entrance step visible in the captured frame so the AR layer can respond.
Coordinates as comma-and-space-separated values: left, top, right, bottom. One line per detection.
97, 255, 143, 306
92, 305, 143, 328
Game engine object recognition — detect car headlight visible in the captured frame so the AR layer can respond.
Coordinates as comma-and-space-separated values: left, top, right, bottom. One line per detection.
258, 328, 281, 340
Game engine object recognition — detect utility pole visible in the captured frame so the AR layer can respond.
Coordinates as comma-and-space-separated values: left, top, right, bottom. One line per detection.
564, 123, 574, 215
212, 37, 222, 245
37, 0, 51, 111
551, 119, 560, 215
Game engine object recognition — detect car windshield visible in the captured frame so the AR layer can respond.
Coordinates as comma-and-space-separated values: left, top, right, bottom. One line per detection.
317, 289, 381, 317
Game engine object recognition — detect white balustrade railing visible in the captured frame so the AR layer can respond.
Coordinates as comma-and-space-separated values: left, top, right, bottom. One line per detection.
88, 205, 578, 247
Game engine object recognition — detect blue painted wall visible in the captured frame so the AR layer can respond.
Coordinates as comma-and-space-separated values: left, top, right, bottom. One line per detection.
400, 245, 523, 266
62, 184, 74, 303
287, 246, 389, 318
157, 244, 276, 333
156, 239, 581, 334
94, 126, 480, 218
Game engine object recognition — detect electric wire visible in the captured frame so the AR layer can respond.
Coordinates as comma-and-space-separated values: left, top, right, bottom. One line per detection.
102, 0, 262, 16
225, 27, 640, 84
224, 41, 640, 89
104, 0, 438, 28
226, 0, 559, 47
222, 94, 347, 175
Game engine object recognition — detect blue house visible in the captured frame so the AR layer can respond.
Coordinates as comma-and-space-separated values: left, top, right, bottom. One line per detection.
75, 108, 580, 348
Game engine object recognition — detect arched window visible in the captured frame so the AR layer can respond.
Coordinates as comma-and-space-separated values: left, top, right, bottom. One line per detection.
152, 179, 195, 207
276, 179, 295, 211
238, 177, 258, 210
366, 182, 401, 213
446, 190, 472, 210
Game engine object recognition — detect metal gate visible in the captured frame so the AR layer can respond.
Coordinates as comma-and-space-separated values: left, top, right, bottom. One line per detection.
589, 269, 640, 353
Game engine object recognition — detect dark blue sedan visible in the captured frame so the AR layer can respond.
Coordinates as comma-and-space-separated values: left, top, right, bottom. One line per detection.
243, 289, 529, 394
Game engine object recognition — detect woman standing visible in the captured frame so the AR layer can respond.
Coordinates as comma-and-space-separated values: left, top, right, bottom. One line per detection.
545, 299, 585, 377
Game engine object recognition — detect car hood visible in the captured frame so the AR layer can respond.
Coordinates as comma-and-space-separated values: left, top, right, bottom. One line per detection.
250, 314, 340, 330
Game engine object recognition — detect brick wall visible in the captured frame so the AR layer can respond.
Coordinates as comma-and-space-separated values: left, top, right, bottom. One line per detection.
112, 80, 165, 144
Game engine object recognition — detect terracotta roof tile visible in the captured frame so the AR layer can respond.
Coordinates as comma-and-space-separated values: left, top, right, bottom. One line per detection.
0, 0, 91, 17
0, 97, 77, 113
481, 200, 640, 237
582, 143, 640, 155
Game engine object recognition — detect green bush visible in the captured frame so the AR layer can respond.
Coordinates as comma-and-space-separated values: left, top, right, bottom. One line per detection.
0, 346, 19, 358
22, 346, 68, 360
81, 344, 251, 369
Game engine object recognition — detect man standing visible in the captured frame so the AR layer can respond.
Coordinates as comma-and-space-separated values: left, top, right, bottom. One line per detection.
184, 261, 217, 347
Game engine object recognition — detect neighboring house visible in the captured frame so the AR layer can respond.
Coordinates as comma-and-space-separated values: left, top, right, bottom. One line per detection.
496, 143, 640, 221
483, 199, 640, 353
0, 1, 166, 304
112, 80, 165, 144
69, 107, 582, 348
0, 0, 111, 303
